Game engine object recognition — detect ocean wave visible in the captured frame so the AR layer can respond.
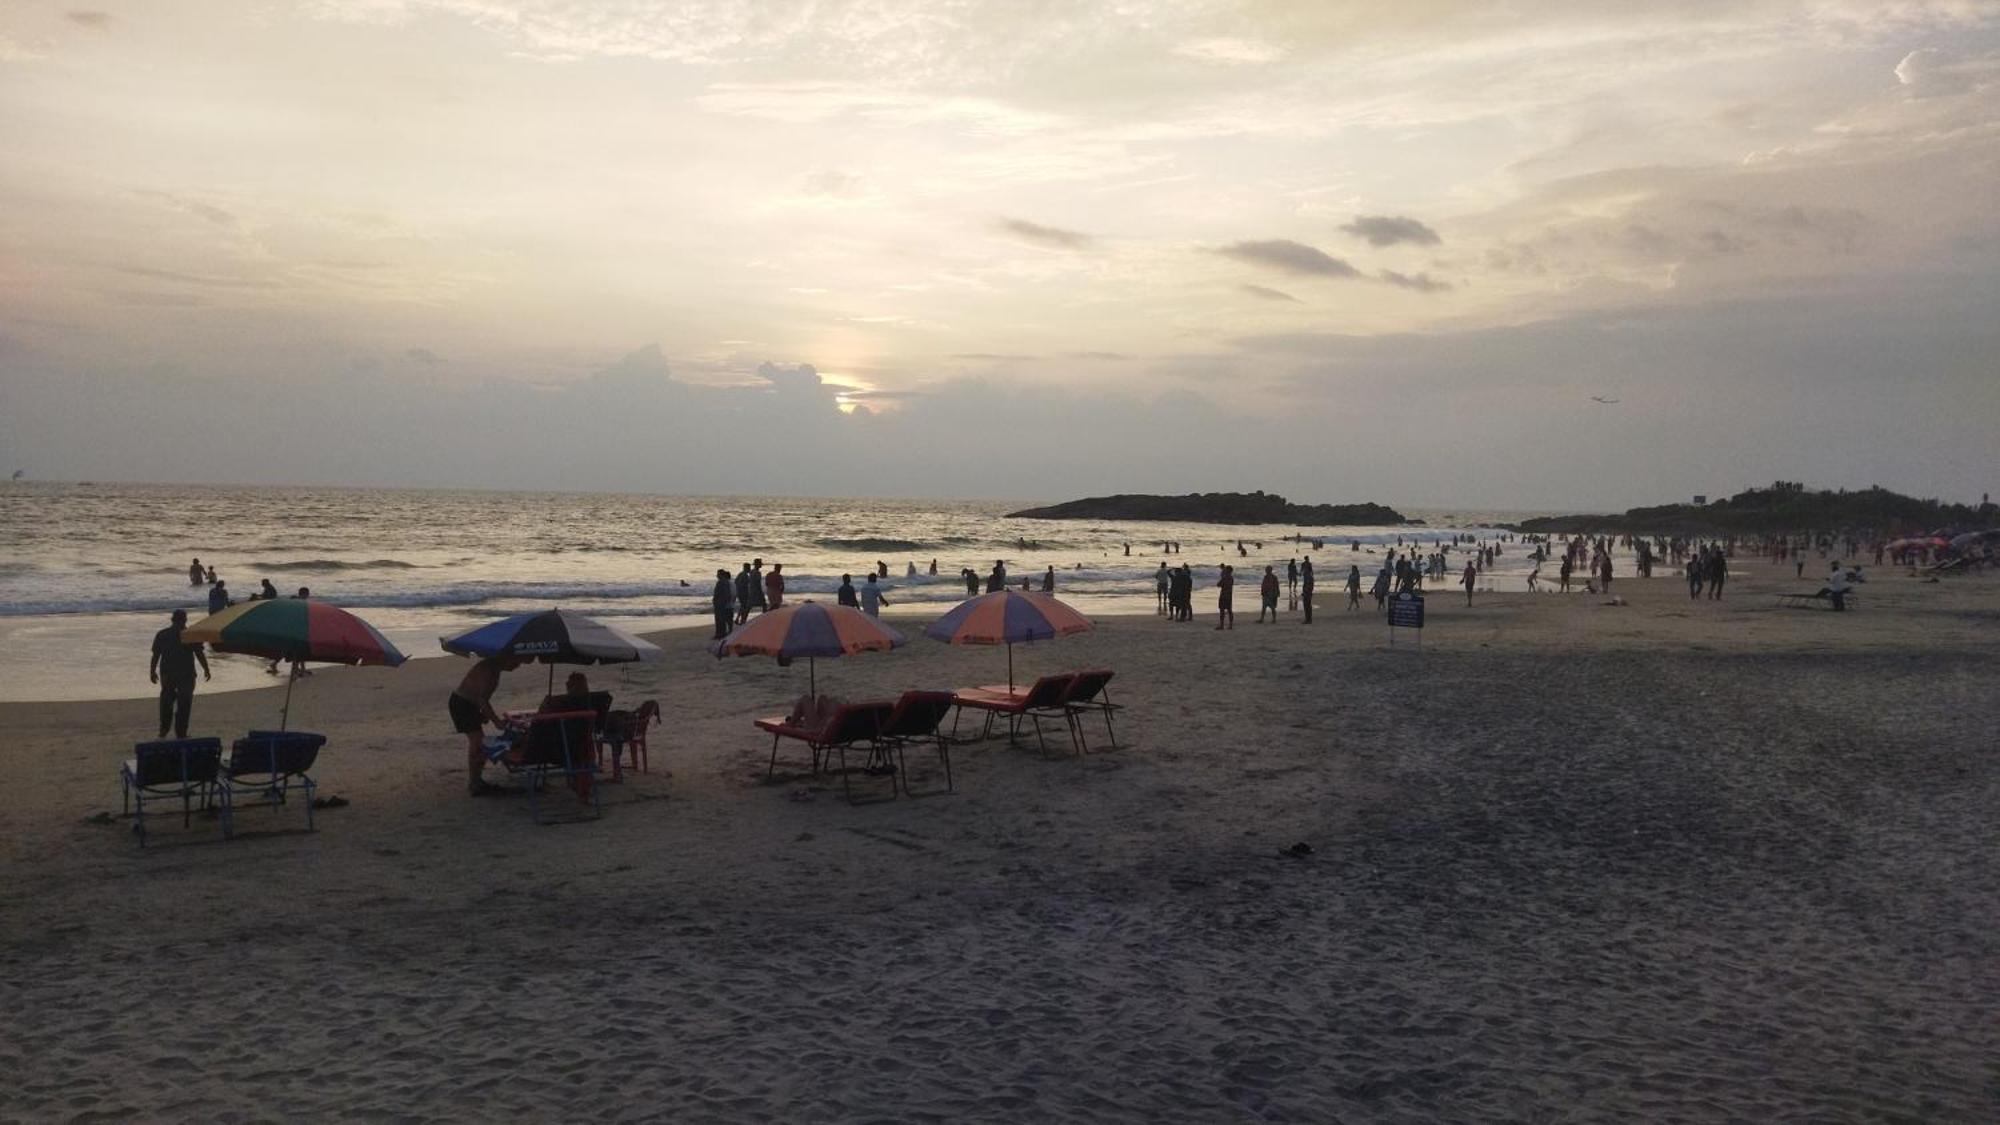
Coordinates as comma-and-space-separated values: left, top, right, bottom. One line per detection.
814, 537, 926, 552
256, 558, 426, 572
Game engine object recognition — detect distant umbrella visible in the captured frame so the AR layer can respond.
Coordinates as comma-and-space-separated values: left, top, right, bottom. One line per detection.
923, 590, 1092, 691
712, 601, 905, 696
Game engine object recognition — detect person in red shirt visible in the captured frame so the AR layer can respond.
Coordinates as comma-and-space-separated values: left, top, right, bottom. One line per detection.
763, 562, 785, 611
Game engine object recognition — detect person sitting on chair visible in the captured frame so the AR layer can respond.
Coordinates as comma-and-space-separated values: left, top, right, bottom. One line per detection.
541, 671, 611, 718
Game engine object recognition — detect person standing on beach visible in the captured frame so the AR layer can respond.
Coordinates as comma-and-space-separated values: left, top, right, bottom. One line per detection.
1709, 549, 1728, 600
1257, 565, 1280, 623
861, 573, 888, 617
1155, 563, 1170, 614
1461, 560, 1477, 606
987, 560, 1007, 593
734, 564, 755, 625
149, 609, 211, 739
747, 559, 768, 616
764, 563, 785, 611
1042, 566, 1056, 592
1345, 564, 1362, 610
453, 655, 522, 797
1213, 565, 1234, 630
711, 569, 735, 639
1300, 557, 1315, 624
1286, 558, 1299, 604
207, 578, 230, 615
837, 574, 859, 608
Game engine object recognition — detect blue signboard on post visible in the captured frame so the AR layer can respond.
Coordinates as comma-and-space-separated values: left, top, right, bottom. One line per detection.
1388, 592, 1424, 644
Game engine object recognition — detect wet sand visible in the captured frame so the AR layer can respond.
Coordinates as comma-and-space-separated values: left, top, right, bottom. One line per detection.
3, 566, 1996, 1121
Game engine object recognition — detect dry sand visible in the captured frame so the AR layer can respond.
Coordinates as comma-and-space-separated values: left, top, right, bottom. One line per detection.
2, 566, 1996, 1122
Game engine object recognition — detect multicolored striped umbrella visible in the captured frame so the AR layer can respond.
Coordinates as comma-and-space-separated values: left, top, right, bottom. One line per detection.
184, 598, 407, 729
922, 590, 1092, 691
184, 598, 408, 666
712, 601, 905, 695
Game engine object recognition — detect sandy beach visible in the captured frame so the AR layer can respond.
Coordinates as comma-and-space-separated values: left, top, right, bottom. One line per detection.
3, 566, 1996, 1122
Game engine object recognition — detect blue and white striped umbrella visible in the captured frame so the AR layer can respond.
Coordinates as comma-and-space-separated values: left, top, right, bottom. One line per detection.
440, 609, 663, 666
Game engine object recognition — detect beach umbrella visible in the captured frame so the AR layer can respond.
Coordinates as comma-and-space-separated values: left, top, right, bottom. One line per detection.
440, 608, 663, 691
184, 598, 408, 730
711, 600, 905, 696
922, 589, 1092, 692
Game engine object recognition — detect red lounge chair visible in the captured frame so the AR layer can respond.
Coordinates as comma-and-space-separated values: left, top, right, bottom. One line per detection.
876, 691, 957, 797
1059, 669, 1121, 752
952, 673, 1081, 755
511, 709, 602, 824
754, 701, 895, 801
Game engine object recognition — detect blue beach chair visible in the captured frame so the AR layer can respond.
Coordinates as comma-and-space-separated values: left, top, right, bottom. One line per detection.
224, 731, 327, 831
121, 738, 231, 847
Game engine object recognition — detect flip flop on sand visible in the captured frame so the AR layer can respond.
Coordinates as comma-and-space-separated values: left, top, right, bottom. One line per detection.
310, 795, 350, 809
1281, 842, 1314, 858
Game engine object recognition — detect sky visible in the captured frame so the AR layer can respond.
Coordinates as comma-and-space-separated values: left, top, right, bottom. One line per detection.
1, 1, 1996, 510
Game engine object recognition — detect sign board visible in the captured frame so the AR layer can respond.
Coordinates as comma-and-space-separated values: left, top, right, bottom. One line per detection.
1692, 494, 1708, 505
1387, 592, 1424, 638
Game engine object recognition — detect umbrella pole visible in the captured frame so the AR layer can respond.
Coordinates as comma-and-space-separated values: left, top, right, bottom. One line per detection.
810, 656, 817, 698
280, 663, 298, 732
547, 661, 555, 696
1008, 643, 1014, 693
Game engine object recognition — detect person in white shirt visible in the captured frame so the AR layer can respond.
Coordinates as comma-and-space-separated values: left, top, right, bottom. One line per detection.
860, 574, 889, 617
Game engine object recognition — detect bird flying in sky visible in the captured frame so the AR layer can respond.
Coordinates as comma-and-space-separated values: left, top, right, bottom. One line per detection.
1591, 396, 1620, 404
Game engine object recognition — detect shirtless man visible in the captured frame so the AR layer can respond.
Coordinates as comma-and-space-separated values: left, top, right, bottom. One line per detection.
451, 655, 522, 796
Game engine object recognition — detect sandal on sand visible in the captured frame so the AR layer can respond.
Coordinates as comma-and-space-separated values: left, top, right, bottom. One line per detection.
311, 796, 350, 810
1282, 842, 1314, 858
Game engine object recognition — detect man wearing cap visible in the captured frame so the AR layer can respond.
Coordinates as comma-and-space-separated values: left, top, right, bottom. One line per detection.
148, 609, 211, 739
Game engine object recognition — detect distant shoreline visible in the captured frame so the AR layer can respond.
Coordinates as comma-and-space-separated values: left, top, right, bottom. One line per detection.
1008, 491, 1413, 527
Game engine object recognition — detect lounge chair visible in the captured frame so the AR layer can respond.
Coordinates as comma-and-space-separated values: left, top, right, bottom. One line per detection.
1059, 669, 1122, 751
875, 691, 957, 797
121, 738, 230, 847
494, 709, 602, 823
753, 701, 895, 802
952, 674, 1081, 755
223, 730, 327, 832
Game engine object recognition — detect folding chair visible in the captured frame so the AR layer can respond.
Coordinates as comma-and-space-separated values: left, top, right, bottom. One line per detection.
1058, 669, 1122, 752
753, 701, 895, 803
952, 674, 1081, 756
875, 691, 957, 797
121, 738, 230, 847
224, 730, 327, 831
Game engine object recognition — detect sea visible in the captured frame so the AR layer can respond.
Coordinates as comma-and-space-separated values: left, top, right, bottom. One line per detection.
0, 481, 1559, 701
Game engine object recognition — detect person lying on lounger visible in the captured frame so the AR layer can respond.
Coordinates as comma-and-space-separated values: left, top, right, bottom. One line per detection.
785, 693, 846, 734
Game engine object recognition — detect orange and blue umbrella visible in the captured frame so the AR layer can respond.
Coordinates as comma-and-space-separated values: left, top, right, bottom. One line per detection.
922, 590, 1092, 691
184, 598, 407, 728
713, 601, 904, 695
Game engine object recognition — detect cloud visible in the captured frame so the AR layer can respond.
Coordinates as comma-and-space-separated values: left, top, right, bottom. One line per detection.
756, 361, 826, 392
1215, 239, 1361, 279
1240, 283, 1301, 302
1341, 215, 1442, 247
406, 347, 443, 365
65, 11, 111, 29
996, 218, 1094, 251
117, 266, 275, 289
1174, 38, 1284, 65
1378, 270, 1452, 293
136, 191, 237, 228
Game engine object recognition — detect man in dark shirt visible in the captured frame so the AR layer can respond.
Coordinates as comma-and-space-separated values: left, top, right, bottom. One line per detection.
148, 609, 211, 738
836, 574, 859, 608
712, 568, 736, 639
